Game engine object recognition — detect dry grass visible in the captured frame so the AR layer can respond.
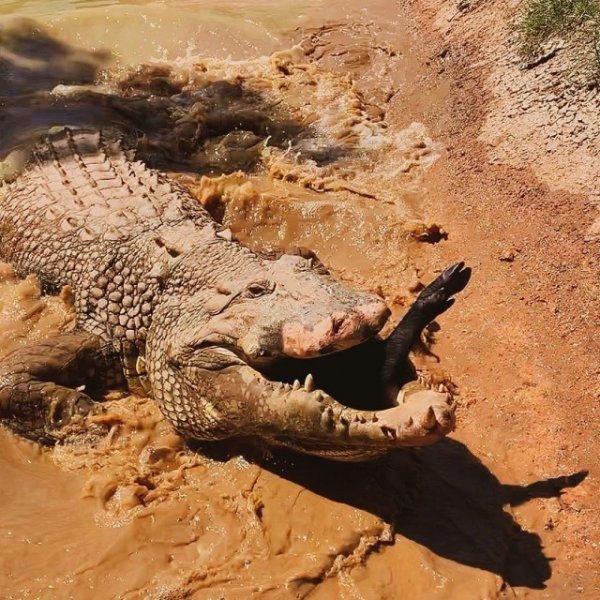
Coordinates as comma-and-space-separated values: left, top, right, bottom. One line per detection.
517, 0, 600, 79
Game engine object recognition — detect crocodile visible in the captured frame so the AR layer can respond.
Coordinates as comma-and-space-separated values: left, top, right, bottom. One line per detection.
0, 127, 470, 460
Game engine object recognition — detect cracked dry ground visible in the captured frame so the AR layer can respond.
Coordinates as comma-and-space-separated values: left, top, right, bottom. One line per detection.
0, 1, 598, 599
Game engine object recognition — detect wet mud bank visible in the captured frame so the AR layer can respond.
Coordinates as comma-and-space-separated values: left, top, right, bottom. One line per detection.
0, 1, 597, 598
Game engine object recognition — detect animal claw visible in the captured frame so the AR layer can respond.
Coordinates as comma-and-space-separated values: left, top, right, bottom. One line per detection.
415, 261, 471, 320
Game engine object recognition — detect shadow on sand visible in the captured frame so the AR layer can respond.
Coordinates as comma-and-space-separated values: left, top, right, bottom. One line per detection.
199, 437, 587, 590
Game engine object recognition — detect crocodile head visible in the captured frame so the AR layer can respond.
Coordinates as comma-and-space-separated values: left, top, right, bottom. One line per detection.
147, 248, 455, 460
197, 253, 390, 362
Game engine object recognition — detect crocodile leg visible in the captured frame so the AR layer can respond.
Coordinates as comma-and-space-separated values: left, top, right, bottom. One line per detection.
381, 262, 471, 397
0, 331, 117, 443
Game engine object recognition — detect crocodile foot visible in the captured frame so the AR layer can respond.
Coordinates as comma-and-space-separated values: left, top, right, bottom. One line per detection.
0, 332, 110, 443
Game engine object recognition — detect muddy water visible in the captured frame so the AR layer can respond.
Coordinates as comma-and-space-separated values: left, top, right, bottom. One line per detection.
0, 1, 578, 598
0, 0, 300, 66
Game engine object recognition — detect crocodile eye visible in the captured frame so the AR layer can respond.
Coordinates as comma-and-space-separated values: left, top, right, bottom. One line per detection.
245, 281, 272, 298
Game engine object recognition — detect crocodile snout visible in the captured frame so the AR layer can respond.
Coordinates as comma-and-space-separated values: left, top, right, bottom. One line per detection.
281, 299, 390, 358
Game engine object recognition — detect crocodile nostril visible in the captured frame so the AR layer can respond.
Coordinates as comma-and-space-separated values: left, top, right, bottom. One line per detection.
50, 400, 66, 426
356, 300, 390, 333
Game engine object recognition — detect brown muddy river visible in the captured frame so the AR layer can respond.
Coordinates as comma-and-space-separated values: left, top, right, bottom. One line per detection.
0, 1, 590, 599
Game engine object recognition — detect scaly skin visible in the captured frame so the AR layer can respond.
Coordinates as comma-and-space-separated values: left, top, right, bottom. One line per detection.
0, 127, 466, 460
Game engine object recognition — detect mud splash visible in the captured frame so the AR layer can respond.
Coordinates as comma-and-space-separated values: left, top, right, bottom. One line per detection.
0, 1, 593, 599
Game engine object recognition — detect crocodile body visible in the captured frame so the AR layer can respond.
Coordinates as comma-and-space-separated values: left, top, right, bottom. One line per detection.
0, 127, 465, 460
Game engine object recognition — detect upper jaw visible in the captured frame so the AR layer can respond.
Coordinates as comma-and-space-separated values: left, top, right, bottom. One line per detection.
280, 301, 391, 359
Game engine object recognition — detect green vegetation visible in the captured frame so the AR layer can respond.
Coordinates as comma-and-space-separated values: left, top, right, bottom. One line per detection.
517, 0, 600, 78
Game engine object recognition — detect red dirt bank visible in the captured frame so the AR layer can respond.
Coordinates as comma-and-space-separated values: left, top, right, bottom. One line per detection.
394, 0, 599, 596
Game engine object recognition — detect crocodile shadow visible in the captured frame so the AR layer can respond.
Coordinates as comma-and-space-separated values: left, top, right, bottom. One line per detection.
0, 22, 349, 172
0, 19, 110, 98
198, 437, 587, 590
196, 344, 587, 590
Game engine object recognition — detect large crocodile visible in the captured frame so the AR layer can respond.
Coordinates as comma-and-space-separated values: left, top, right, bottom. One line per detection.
0, 127, 470, 460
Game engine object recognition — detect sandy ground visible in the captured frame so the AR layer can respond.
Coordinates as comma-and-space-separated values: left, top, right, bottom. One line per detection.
0, 1, 598, 598
397, 0, 600, 595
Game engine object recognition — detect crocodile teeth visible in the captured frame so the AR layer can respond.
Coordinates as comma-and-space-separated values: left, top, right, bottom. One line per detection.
292, 379, 301, 391
216, 228, 233, 241
438, 383, 446, 393
313, 390, 323, 402
421, 406, 437, 430
304, 373, 314, 393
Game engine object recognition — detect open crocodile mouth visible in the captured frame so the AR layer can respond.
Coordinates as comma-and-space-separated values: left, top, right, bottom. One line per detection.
241, 339, 456, 460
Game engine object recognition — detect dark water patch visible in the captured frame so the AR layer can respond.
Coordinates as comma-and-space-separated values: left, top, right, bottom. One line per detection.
0, 25, 351, 178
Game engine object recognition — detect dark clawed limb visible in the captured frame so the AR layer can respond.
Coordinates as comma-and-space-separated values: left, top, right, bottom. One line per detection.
414, 261, 472, 322
0, 331, 115, 443
381, 262, 472, 392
